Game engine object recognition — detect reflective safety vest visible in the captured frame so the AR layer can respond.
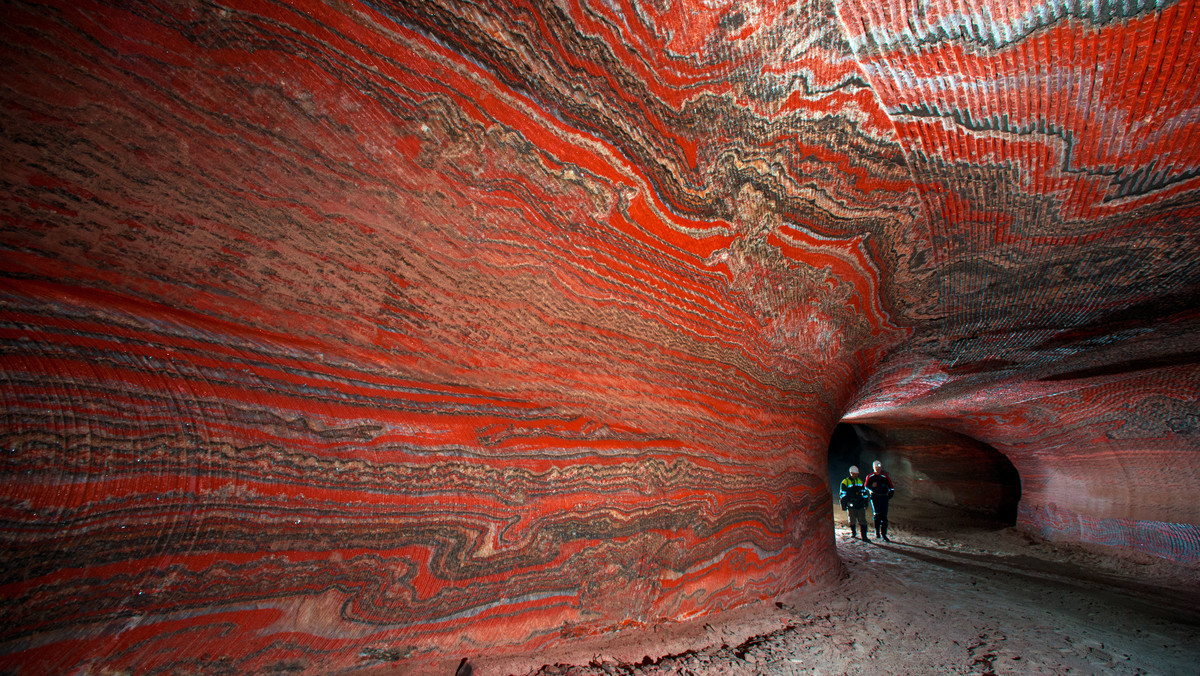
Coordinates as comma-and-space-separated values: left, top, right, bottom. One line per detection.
839, 476, 869, 509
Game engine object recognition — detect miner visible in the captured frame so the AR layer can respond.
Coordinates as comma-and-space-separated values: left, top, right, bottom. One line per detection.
839, 465, 871, 541
866, 460, 896, 542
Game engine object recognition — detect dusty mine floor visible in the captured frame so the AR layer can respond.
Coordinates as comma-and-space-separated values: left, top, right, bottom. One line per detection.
522, 523, 1200, 676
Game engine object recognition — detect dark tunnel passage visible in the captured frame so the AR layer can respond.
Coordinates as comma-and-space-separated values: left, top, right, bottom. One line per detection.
827, 423, 1022, 533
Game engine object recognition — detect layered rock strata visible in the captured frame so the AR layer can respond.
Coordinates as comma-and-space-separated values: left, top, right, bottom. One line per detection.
1, 0, 1197, 672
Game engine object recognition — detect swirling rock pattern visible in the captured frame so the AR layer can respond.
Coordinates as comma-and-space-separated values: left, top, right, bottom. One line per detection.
839, 0, 1200, 566
0, 0, 1197, 672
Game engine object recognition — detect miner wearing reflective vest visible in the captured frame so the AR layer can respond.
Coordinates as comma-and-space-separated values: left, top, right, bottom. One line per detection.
866, 460, 896, 542
839, 466, 870, 541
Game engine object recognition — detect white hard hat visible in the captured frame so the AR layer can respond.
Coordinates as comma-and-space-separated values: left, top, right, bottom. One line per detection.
849, 465, 859, 473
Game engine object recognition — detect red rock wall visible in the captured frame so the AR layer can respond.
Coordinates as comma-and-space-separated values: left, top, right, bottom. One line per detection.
2, 0, 1199, 672
847, 365, 1200, 561
0, 0, 916, 671
840, 0, 1200, 561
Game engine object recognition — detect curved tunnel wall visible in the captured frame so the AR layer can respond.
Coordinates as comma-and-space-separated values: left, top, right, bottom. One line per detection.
0, 0, 905, 671
975, 372, 1200, 562
847, 366, 1200, 562
2, 0, 1199, 673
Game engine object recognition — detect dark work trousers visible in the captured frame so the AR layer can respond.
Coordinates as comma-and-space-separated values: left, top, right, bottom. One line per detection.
871, 497, 890, 536
847, 507, 868, 535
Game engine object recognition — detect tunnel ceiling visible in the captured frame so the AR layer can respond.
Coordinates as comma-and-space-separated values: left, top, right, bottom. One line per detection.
2, 0, 1199, 672
845, 0, 1200, 414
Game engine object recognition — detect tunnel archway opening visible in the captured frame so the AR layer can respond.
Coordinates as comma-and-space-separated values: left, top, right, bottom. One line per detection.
827, 423, 1022, 535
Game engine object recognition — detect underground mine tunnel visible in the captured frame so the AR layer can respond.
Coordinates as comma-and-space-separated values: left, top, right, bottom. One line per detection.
827, 423, 1022, 530
1, 0, 1198, 674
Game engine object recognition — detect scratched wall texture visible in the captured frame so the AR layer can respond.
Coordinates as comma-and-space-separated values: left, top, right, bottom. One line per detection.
1, 0, 1198, 672
839, 0, 1200, 564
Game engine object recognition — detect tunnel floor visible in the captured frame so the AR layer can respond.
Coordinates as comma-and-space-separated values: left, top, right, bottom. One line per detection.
511, 524, 1200, 676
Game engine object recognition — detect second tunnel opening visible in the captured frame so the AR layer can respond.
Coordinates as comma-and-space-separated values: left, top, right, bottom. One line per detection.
827, 423, 1022, 536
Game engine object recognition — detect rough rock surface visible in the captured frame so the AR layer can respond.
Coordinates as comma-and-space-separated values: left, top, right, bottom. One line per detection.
1, 0, 1197, 672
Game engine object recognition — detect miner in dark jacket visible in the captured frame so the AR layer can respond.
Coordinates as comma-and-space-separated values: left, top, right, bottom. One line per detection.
866, 460, 896, 542
839, 466, 870, 541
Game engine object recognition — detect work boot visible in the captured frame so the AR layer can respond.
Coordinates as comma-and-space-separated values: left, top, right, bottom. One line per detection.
849, 526, 857, 539
881, 522, 891, 543
861, 531, 870, 542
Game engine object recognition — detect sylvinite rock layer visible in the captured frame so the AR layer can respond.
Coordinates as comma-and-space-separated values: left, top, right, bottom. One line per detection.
1, 0, 1197, 672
